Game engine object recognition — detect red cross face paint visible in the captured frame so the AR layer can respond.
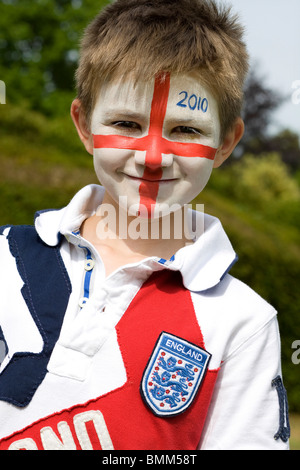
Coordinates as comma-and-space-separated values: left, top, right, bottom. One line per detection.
91, 72, 221, 218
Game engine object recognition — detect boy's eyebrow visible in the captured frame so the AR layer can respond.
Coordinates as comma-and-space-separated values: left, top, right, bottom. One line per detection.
165, 116, 212, 126
102, 110, 146, 122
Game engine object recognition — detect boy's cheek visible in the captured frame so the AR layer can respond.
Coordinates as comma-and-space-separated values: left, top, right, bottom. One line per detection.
186, 158, 214, 193
177, 154, 214, 177
93, 148, 132, 172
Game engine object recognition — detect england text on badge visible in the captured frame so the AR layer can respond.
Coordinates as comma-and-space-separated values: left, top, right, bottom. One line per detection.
140, 332, 211, 417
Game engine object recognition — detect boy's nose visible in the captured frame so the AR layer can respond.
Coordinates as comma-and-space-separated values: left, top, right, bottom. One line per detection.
135, 135, 174, 170
146, 135, 163, 169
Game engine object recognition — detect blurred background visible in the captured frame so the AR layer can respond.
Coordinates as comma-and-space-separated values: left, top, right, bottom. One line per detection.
0, 0, 299, 449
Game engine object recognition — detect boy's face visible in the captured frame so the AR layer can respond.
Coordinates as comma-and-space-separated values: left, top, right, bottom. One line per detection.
89, 72, 222, 217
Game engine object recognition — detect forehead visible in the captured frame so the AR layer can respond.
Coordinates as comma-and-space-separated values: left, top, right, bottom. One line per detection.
92, 73, 219, 124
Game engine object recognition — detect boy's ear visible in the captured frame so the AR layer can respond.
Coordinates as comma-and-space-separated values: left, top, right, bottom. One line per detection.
213, 117, 244, 168
70, 99, 94, 155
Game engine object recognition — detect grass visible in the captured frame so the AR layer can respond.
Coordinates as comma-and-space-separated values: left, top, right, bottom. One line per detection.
290, 414, 300, 450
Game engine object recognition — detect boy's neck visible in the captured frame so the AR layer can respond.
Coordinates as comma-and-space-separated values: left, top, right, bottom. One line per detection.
80, 197, 192, 276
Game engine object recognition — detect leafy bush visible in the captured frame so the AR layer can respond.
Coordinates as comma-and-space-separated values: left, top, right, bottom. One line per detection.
209, 153, 300, 231
232, 153, 300, 206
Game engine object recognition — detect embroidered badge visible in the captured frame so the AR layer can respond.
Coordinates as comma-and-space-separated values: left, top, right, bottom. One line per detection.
140, 332, 211, 417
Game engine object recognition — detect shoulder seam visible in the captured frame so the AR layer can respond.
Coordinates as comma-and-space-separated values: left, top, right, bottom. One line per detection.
221, 311, 278, 365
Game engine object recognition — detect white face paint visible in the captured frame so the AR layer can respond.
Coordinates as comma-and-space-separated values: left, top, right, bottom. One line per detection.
91, 72, 221, 218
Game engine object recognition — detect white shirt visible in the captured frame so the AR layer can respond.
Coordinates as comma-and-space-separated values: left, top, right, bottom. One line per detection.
0, 185, 289, 449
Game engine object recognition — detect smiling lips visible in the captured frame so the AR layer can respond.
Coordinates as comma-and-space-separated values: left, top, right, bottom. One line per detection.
124, 173, 177, 183
93, 72, 217, 217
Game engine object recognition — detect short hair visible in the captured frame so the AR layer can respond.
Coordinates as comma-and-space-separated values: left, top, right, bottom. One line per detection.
75, 0, 249, 141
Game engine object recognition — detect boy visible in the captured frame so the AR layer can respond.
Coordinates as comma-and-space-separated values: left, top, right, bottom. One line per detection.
0, 0, 289, 450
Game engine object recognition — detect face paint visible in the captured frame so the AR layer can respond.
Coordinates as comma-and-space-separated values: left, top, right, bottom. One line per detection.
91, 73, 220, 218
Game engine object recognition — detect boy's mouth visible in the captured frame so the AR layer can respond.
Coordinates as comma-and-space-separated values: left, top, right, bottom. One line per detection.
123, 173, 178, 183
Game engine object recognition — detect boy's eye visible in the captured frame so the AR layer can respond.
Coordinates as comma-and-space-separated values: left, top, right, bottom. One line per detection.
112, 121, 141, 131
172, 126, 202, 135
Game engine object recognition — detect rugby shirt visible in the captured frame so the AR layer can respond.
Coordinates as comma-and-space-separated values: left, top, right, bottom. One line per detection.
0, 185, 289, 449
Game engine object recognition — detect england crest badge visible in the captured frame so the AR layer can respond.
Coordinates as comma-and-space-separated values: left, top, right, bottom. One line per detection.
140, 332, 211, 417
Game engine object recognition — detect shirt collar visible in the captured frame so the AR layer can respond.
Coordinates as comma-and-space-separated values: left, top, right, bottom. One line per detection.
35, 185, 105, 246
35, 184, 237, 292
173, 213, 238, 291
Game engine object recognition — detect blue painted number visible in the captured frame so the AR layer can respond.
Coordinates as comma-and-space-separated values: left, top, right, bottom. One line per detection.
177, 91, 208, 113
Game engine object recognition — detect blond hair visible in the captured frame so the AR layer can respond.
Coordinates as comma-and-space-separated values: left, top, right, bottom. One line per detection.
75, 0, 249, 141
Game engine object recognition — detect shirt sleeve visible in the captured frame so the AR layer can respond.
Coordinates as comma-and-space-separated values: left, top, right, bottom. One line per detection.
198, 316, 290, 450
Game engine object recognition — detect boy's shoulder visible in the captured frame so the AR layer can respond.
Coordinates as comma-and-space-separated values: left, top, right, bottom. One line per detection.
185, 211, 277, 320
219, 272, 276, 318
190, 271, 277, 366
192, 270, 277, 333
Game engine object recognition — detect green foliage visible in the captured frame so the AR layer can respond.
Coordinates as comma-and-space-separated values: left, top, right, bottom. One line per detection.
290, 414, 300, 450
232, 153, 300, 204
0, 101, 97, 225
0, 0, 109, 116
210, 153, 300, 230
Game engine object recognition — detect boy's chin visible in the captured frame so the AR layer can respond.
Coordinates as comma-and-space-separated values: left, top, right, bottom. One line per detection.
127, 202, 183, 220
